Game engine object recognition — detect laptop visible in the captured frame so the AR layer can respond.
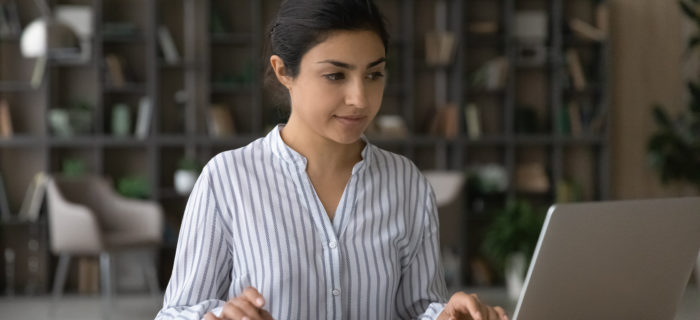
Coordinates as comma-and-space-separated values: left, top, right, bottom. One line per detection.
512, 197, 700, 320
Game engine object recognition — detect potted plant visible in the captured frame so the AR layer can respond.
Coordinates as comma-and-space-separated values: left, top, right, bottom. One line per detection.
647, 0, 700, 190
174, 157, 201, 195
481, 199, 545, 301
116, 175, 151, 199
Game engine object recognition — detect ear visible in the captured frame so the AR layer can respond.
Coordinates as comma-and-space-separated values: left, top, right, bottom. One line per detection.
270, 55, 293, 89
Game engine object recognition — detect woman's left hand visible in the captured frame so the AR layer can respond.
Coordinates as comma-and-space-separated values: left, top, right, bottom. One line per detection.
437, 292, 509, 320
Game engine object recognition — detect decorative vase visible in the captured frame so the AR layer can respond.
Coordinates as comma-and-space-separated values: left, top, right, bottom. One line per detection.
174, 170, 197, 195
505, 252, 527, 301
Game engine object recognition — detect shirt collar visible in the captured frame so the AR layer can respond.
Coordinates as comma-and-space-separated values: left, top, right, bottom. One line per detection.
266, 124, 372, 174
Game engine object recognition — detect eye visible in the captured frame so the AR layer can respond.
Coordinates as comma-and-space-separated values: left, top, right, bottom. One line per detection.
367, 72, 385, 81
323, 73, 345, 81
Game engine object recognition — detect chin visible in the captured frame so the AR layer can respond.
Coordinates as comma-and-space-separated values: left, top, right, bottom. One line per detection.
327, 128, 365, 145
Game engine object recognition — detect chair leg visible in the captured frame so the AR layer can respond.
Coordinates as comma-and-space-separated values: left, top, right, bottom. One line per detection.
50, 254, 71, 318
143, 256, 160, 296
52, 254, 71, 299
695, 250, 700, 292
100, 252, 113, 320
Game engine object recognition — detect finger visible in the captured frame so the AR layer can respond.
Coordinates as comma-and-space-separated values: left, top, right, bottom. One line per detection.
451, 292, 482, 320
494, 306, 508, 320
487, 306, 499, 320
470, 294, 489, 320
204, 312, 220, 320
231, 299, 264, 320
220, 302, 248, 320
242, 287, 266, 307
260, 309, 275, 320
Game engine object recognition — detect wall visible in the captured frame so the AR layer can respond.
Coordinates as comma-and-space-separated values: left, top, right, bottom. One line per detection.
610, 0, 698, 199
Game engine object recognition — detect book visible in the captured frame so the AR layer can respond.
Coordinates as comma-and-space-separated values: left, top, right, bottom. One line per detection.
425, 31, 456, 66
30, 55, 47, 88
3, 1, 21, 36
134, 97, 152, 139
568, 18, 606, 42
464, 103, 481, 139
596, 3, 609, 35
568, 102, 583, 137
207, 105, 235, 137
105, 54, 126, 87
429, 103, 458, 138
515, 163, 549, 193
0, 99, 13, 138
78, 258, 99, 294
566, 49, 587, 91
472, 57, 509, 90
0, 4, 9, 37
17, 172, 47, 222
158, 25, 180, 64
0, 173, 11, 222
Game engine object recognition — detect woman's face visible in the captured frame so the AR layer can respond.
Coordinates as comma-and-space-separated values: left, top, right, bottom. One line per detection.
283, 30, 386, 145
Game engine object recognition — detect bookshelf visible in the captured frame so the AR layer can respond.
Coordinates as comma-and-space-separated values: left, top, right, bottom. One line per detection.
0, 0, 610, 292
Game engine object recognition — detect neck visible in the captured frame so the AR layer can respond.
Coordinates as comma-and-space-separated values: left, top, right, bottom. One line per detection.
280, 118, 364, 174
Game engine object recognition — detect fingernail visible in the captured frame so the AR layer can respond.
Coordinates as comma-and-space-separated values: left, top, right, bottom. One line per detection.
256, 298, 264, 306
475, 312, 482, 320
242, 317, 250, 320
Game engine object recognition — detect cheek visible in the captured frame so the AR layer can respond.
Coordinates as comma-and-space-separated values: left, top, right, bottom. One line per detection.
292, 80, 341, 117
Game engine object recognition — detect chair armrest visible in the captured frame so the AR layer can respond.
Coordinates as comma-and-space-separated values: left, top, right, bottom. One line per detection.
46, 180, 104, 254
100, 195, 164, 244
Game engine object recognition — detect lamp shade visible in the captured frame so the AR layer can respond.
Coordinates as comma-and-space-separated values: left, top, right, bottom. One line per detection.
20, 18, 80, 58
20, 19, 47, 58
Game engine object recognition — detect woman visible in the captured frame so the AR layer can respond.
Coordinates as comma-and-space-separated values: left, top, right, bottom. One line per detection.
156, 1, 507, 319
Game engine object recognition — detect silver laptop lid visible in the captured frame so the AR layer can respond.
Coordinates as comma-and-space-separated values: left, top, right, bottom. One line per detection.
513, 197, 700, 320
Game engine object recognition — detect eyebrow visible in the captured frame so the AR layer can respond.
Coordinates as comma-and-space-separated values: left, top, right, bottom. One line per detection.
316, 57, 386, 70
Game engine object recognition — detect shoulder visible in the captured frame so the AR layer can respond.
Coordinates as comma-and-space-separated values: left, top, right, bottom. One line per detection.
368, 144, 433, 194
204, 137, 268, 173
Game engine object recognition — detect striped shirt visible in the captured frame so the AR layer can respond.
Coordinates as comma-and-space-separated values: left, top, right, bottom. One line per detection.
156, 125, 448, 320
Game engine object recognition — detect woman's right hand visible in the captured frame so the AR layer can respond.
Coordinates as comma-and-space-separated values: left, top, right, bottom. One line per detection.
204, 287, 274, 320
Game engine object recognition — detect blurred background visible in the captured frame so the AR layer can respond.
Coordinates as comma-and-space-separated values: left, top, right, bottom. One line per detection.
0, 0, 699, 319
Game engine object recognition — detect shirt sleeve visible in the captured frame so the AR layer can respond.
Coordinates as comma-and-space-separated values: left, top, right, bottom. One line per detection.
155, 166, 233, 320
395, 183, 449, 319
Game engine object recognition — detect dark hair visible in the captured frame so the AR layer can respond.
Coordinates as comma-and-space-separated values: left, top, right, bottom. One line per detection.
264, 0, 390, 105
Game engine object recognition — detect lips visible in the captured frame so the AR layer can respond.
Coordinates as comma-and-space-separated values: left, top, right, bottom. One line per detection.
334, 115, 367, 125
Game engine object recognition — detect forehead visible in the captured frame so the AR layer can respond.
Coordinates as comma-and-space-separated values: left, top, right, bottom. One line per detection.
302, 30, 386, 65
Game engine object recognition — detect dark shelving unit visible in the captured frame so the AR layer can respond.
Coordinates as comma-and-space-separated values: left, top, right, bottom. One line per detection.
0, 0, 609, 292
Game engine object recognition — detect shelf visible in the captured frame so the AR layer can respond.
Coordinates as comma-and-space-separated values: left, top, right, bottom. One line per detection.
513, 135, 605, 146
102, 35, 147, 44
196, 135, 260, 146
156, 135, 191, 146
103, 83, 148, 94
0, 35, 20, 42
49, 59, 95, 68
0, 135, 44, 146
101, 136, 152, 147
49, 136, 98, 147
0, 82, 36, 92
464, 87, 506, 97
458, 135, 509, 146
158, 60, 195, 69
48, 136, 153, 147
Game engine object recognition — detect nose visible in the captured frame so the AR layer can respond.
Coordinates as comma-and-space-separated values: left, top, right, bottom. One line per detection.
344, 78, 369, 108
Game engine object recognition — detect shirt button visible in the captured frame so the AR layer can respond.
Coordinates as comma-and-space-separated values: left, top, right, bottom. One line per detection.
332, 288, 341, 296
329, 241, 337, 249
